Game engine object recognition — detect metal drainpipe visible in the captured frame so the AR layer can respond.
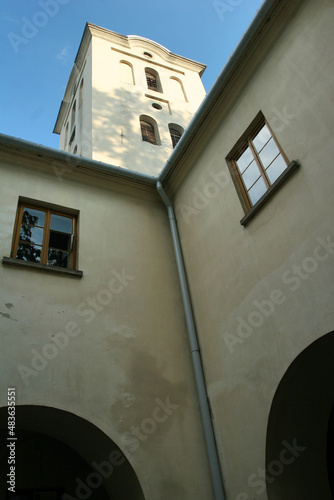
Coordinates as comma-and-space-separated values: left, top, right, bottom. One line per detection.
156, 181, 225, 500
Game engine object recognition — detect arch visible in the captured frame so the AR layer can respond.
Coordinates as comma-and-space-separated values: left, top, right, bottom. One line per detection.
170, 77, 187, 101
71, 100, 76, 130
120, 60, 135, 85
168, 123, 184, 148
79, 79, 84, 109
140, 115, 160, 145
64, 122, 69, 149
266, 331, 334, 500
145, 68, 162, 93
0, 405, 145, 500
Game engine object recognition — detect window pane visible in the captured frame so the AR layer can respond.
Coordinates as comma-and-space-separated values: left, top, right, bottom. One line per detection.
242, 160, 261, 190
236, 147, 254, 173
252, 124, 271, 152
48, 249, 70, 268
19, 225, 44, 245
258, 137, 280, 168
22, 208, 45, 227
50, 214, 72, 234
266, 154, 287, 184
16, 242, 42, 262
49, 231, 71, 251
248, 177, 267, 205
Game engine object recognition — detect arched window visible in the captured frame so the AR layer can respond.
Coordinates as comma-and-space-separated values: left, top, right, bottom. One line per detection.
169, 124, 184, 148
145, 68, 162, 93
120, 61, 135, 85
79, 79, 84, 109
170, 77, 187, 101
71, 100, 76, 130
64, 122, 69, 148
140, 116, 159, 145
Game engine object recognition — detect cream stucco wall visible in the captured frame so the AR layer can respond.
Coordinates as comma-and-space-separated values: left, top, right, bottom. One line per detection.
0, 154, 214, 500
172, 0, 334, 498
90, 34, 206, 175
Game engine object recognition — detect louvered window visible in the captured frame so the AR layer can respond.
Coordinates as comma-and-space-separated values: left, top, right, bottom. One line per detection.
140, 120, 156, 145
146, 71, 158, 91
170, 128, 182, 148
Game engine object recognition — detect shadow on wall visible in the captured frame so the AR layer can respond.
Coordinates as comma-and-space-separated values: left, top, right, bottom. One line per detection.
90, 86, 192, 176
266, 330, 334, 500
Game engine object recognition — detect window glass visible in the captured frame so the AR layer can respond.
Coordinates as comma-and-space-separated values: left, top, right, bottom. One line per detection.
237, 147, 254, 173
266, 155, 287, 184
22, 208, 45, 227
242, 161, 261, 190
17, 243, 42, 263
252, 124, 271, 152
50, 214, 72, 234
19, 226, 44, 245
48, 249, 70, 269
258, 138, 280, 168
248, 177, 267, 205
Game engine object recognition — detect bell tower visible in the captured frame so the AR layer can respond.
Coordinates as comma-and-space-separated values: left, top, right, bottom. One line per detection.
53, 23, 206, 176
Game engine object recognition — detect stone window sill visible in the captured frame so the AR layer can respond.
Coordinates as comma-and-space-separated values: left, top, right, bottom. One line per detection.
240, 160, 300, 226
2, 256, 83, 278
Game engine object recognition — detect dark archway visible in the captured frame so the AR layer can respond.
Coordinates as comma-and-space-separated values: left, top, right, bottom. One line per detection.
0, 405, 145, 500
266, 331, 334, 499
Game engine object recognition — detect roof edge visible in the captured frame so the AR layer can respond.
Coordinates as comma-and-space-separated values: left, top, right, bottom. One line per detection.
0, 133, 157, 187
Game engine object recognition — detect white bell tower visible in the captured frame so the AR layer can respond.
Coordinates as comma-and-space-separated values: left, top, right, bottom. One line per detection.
53, 23, 206, 176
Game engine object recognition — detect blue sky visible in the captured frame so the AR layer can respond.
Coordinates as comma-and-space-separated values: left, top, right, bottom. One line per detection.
0, 0, 263, 150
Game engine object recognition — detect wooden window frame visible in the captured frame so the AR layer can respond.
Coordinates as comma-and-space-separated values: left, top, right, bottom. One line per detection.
226, 112, 293, 216
11, 201, 78, 271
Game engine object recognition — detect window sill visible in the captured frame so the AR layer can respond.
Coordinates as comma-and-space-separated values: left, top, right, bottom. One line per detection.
240, 160, 300, 226
2, 257, 83, 278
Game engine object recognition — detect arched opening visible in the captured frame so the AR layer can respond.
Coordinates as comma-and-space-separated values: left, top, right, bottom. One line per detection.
79, 79, 84, 109
145, 68, 162, 93
139, 115, 160, 145
168, 124, 184, 148
64, 123, 69, 150
0, 405, 145, 500
266, 331, 334, 499
70, 100, 76, 131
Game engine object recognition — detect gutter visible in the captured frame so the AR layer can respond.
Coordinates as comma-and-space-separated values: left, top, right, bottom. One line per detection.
156, 182, 225, 500
0, 133, 156, 187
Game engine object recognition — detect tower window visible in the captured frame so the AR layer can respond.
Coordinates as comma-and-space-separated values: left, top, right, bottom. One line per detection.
140, 116, 159, 145
140, 120, 156, 144
168, 124, 184, 148
71, 100, 76, 131
145, 68, 162, 93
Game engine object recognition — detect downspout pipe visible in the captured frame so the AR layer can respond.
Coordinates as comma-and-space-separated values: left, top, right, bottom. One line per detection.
156, 181, 225, 500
